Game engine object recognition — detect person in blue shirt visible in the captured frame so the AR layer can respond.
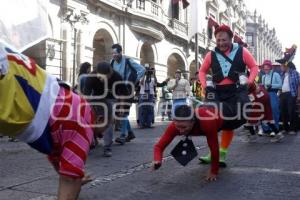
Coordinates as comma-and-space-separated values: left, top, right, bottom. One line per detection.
110, 43, 145, 144
260, 60, 282, 135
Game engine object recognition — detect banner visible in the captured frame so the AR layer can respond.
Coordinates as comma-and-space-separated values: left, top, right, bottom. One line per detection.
0, 0, 49, 51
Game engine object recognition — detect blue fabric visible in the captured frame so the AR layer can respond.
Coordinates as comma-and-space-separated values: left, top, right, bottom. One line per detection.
111, 57, 145, 81
120, 115, 132, 137
28, 124, 53, 154
138, 93, 154, 127
269, 92, 280, 129
14, 75, 41, 112
262, 71, 282, 89
262, 91, 282, 131
79, 76, 87, 93
281, 69, 300, 97
215, 43, 239, 77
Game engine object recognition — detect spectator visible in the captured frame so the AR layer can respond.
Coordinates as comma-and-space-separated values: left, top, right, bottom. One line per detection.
279, 62, 300, 135
138, 66, 156, 128
110, 43, 145, 144
167, 69, 191, 114
84, 62, 129, 156
260, 60, 282, 135
76, 62, 91, 94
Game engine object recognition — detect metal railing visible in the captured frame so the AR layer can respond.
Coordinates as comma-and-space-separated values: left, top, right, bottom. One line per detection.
97, 0, 188, 36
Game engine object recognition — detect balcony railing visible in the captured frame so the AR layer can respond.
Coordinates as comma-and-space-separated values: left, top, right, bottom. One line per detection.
96, 0, 188, 37
151, 2, 159, 16
134, 0, 161, 18
169, 18, 188, 35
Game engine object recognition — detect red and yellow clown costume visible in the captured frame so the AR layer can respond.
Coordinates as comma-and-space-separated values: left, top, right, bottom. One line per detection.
0, 41, 94, 178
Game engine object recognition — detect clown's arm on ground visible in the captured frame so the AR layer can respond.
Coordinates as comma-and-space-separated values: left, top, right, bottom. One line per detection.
153, 123, 178, 170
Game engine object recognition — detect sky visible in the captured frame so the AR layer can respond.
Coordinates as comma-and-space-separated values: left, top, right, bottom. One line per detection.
244, 0, 300, 69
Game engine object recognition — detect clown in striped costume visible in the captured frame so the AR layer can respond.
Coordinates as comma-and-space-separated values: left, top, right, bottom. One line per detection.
0, 41, 98, 199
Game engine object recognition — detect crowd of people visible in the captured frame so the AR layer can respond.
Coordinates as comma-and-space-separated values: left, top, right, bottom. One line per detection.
153, 25, 300, 182
1, 24, 300, 199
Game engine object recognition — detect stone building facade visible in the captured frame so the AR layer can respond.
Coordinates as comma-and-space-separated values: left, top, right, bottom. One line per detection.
23, 0, 251, 84
245, 10, 282, 65
20, 0, 284, 119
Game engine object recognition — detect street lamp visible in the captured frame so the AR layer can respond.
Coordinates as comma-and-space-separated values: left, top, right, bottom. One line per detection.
64, 9, 88, 87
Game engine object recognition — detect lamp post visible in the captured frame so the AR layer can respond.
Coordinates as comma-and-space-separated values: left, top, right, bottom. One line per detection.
64, 9, 88, 87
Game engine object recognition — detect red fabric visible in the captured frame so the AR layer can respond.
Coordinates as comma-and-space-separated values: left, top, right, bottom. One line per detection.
64, 141, 87, 161
50, 120, 90, 143
261, 59, 273, 68
247, 85, 273, 124
47, 87, 94, 178
207, 17, 219, 29
7, 54, 37, 75
214, 24, 233, 38
154, 107, 223, 175
60, 157, 84, 178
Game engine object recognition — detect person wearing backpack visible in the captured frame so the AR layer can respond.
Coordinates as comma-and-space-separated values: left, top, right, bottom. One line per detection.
111, 43, 145, 144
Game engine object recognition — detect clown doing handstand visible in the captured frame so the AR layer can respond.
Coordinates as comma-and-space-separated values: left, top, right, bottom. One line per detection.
0, 41, 106, 200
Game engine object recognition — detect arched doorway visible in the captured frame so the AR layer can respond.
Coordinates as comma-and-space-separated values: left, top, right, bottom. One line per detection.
93, 29, 114, 67
167, 53, 185, 78
140, 42, 154, 68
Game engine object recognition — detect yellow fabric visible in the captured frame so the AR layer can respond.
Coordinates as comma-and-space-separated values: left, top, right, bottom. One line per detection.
0, 55, 47, 137
192, 81, 203, 99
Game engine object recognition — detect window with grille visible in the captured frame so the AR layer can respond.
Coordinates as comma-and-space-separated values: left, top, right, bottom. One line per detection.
246, 34, 254, 46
